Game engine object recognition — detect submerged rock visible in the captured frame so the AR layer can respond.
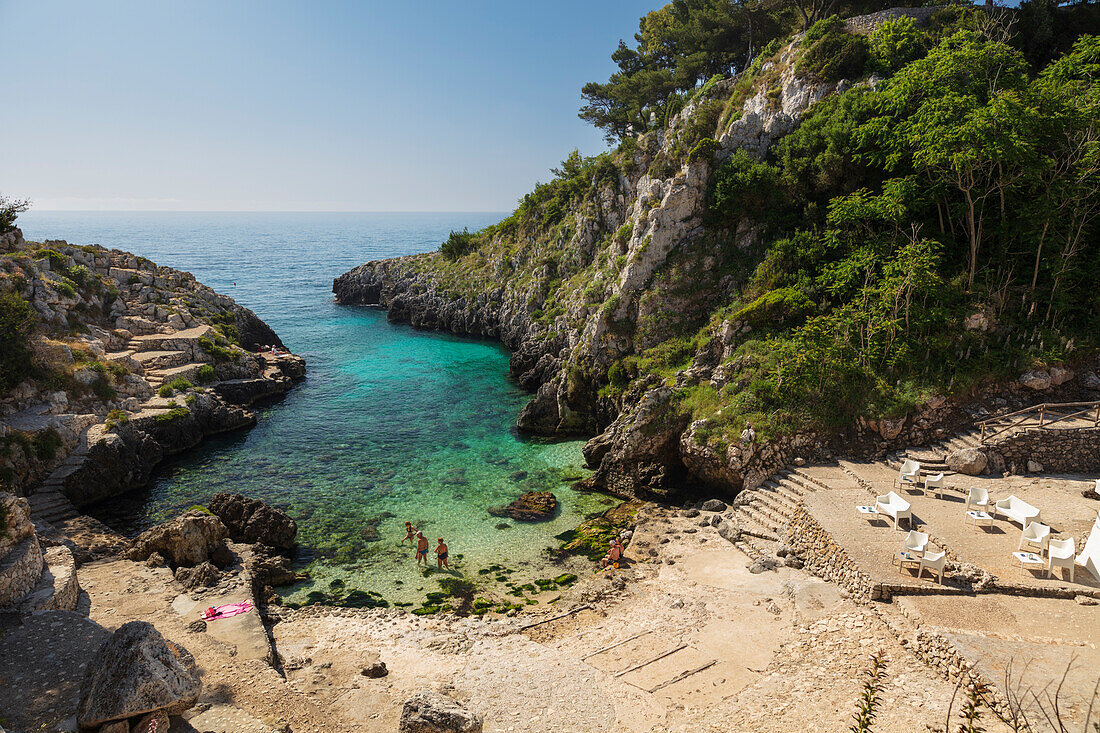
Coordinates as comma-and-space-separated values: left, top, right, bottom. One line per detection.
208, 492, 297, 549
399, 690, 483, 733
77, 621, 200, 728
494, 491, 558, 522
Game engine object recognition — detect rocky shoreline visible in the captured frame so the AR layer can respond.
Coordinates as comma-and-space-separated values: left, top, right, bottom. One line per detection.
0, 227, 306, 520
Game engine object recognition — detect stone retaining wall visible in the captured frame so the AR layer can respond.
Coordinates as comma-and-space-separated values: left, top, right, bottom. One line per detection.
36, 546, 79, 612
0, 536, 44, 608
788, 504, 877, 602
987, 427, 1100, 474
845, 6, 937, 34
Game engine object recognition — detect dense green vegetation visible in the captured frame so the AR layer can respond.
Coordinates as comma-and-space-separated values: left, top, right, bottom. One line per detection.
682, 20, 1100, 440
0, 291, 35, 391
421, 2, 1100, 449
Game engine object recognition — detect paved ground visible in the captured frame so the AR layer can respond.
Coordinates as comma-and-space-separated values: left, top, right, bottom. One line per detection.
809, 461, 1100, 593
897, 594, 1100, 728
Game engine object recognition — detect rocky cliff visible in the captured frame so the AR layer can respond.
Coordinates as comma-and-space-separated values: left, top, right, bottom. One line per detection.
0, 228, 305, 520
334, 38, 847, 499
335, 15, 1100, 503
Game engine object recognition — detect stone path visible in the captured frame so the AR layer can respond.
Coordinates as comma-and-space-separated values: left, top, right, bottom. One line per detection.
0, 610, 111, 733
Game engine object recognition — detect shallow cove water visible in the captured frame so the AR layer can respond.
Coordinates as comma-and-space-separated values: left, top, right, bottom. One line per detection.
19, 212, 613, 606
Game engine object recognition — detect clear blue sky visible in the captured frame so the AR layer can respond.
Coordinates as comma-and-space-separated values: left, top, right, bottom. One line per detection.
1, 0, 657, 212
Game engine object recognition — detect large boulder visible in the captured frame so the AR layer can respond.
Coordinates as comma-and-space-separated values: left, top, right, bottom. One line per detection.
399, 690, 483, 733
946, 448, 988, 476
1019, 370, 1052, 391
489, 491, 558, 522
127, 511, 230, 568
174, 561, 221, 590
77, 621, 201, 728
208, 493, 297, 549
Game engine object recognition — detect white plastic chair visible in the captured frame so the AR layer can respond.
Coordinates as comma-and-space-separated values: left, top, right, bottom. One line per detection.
966, 487, 990, 513
895, 459, 921, 490
1048, 538, 1076, 582
919, 545, 946, 583
924, 472, 946, 498
876, 491, 913, 530
903, 530, 929, 556
1019, 522, 1051, 556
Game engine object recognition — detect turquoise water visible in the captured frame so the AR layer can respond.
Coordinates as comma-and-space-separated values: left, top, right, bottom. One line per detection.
17, 212, 611, 604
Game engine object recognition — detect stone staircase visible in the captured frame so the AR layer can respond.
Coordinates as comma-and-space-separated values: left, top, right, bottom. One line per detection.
22, 325, 221, 523
728, 467, 829, 557
887, 428, 984, 476
26, 434, 87, 524
0, 496, 80, 614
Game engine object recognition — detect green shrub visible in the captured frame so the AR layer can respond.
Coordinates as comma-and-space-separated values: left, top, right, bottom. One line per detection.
708, 150, 782, 226
155, 406, 190, 424
195, 364, 216, 384
32, 249, 69, 272
687, 137, 721, 164
799, 22, 869, 82
0, 291, 36, 391
730, 288, 815, 329
91, 375, 116, 400
197, 336, 236, 362
441, 227, 478, 260
804, 15, 844, 44
869, 16, 926, 74
34, 429, 63, 461
105, 409, 129, 431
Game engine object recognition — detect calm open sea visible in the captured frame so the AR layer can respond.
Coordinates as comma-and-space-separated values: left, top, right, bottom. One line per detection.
17, 211, 609, 605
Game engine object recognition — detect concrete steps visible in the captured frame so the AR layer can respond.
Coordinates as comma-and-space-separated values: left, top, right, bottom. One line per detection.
27, 436, 88, 524
27, 490, 79, 524
146, 362, 206, 387
132, 349, 189, 369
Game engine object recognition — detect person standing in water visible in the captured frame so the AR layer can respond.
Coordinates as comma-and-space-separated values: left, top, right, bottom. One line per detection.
402, 521, 415, 544
435, 537, 450, 570
415, 532, 429, 566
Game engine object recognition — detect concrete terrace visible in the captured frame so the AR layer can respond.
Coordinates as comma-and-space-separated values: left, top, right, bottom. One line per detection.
801, 461, 1100, 597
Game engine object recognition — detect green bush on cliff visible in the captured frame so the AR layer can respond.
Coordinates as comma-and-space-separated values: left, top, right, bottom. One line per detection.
799, 18, 870, 82
158, 377, 193, 397
0, 291, 36, 392
441, 228, 478, 260
0, 194, 30, 234
198, 336, 236, 363
195, 364, 216, 383
155, 406, 191, 424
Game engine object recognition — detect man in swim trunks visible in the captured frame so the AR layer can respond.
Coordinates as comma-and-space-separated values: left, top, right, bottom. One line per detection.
436, 538, 450, 570
415, 532, 429, 565
402, 521, 415, 543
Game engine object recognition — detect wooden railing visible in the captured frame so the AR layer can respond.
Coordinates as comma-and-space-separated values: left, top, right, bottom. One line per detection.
978, 401, 1100, 444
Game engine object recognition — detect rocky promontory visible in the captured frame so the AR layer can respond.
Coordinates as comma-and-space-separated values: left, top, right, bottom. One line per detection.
0, 227, 305, 522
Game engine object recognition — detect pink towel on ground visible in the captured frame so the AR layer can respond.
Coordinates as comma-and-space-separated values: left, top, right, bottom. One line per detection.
201, 601, 253, 620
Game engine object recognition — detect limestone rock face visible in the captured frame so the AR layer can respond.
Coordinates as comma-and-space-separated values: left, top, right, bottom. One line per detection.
77, 621, 200, 728
208, 492, 297, 549
127, 511, 229, 568
946, 448, 988, 476
1019, 370, 1052, 391
398, 690, 483, 733
493, 491, 558, 522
